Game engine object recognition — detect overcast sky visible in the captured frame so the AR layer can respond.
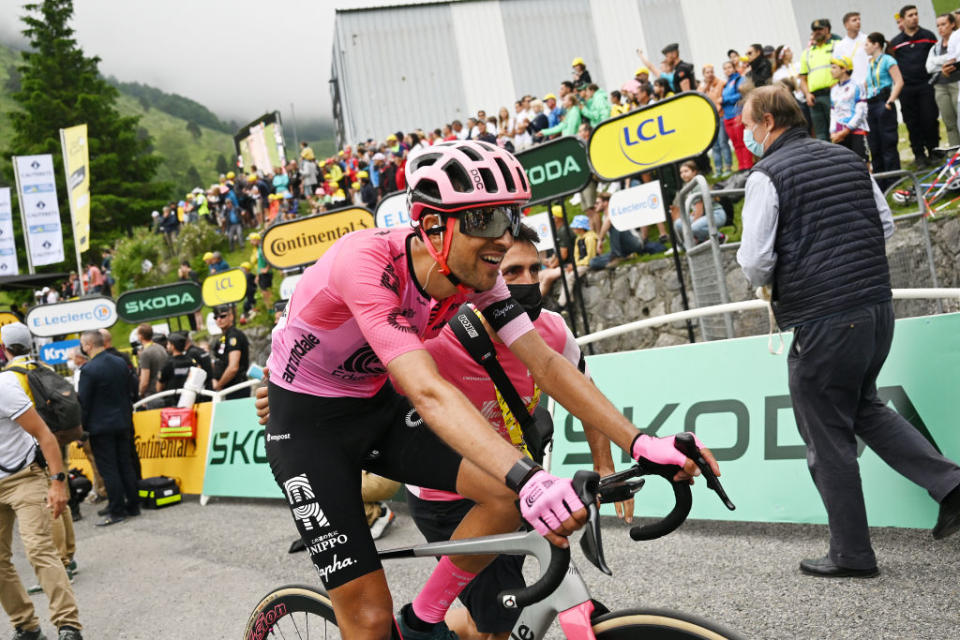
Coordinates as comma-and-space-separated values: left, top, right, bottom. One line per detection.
0, 0, 433, 124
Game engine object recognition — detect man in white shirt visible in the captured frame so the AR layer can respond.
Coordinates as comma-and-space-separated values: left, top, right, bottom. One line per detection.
833, 11, 868, 90
0, 323, 83, 640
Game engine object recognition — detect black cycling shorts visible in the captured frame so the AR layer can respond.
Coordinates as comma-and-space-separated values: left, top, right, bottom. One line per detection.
265, 381, 462, 589
257, 271, 274, 291
406, 490, 524, 633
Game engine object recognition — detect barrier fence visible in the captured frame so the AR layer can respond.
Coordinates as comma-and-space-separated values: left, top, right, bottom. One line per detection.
671, 169, 949, 343
63, 292, 959, 529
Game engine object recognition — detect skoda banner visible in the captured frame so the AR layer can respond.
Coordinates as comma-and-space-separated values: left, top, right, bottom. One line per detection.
39, 338, 81, 365
202, 398, 282, 499
587, 93, 718, 180
262, 206, 374, 269
516, 136, 592, 206
25, 296, 118, 337
0, 188, 18, 275
552, 313, 960, 528
608, 180, 667, 231
202, 268, 247, 307
375, 192, 411, 229
13, 154, 65, 267
117, 281, 203, 323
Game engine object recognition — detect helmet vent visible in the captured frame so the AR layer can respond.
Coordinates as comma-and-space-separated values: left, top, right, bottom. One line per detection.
495, 158, 516, 192
476, 141, 497, 153
442, 159, 473, 192
459, 146, 482, 161
413, 153, 441, 169
417, 178, 441, 201
478, 167, 497, 193
515, 167, 528, 192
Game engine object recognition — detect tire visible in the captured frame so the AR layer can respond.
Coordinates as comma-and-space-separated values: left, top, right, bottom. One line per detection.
592, 608, 745, 640
243, 584, 341, 640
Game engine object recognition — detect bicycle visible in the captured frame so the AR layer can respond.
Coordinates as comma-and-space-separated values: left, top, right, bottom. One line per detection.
244, 434, 742, 640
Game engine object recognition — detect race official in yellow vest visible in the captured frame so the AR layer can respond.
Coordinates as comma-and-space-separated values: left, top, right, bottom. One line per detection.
0, 323, 83, 639
799, 18, 839, 140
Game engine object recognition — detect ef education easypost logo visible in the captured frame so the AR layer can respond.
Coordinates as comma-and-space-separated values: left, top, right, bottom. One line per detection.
588, 93, 719, 180
24, 296, 118, 337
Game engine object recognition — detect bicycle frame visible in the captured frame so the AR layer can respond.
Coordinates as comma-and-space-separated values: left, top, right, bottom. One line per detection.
379, 529, 599, 640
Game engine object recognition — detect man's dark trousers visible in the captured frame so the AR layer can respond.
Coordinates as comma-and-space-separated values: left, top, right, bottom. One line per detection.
809, 92, 832, 141
899, 84, 940, 159
787, 301, 960, 569
90, 430, 140, 519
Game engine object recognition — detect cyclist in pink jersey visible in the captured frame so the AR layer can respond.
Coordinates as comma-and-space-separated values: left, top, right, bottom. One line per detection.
262, 140, 719, 640
405, 225, 634, 640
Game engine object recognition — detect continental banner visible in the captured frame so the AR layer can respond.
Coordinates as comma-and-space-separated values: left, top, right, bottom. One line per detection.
60, 124, 91, 253
587, 92, 718, 180
262, 206, 374, 269
551, 313, 960, 528
67, 402, 213, 495
202, 268, 247, 307
201, 398, 282, 499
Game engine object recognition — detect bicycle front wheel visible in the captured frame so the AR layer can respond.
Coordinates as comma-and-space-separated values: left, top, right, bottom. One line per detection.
244, 584, 341, 640
592, 608, 745, 640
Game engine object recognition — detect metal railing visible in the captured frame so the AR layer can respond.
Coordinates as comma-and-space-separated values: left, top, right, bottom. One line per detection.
132, 378, 259, 410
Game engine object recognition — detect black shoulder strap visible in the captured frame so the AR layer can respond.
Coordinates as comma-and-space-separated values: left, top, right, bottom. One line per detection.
448, 304, 534, 429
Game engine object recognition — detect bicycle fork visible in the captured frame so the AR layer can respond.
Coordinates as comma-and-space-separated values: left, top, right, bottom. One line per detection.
506, 561, 599, 640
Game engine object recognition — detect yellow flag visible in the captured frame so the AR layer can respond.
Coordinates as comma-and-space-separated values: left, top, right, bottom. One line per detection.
60, 124, 90, 252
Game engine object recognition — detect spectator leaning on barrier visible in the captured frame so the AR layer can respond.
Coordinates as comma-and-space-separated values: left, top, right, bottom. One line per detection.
736, 85, 960, 578
928, 12, 960, 148
78, 330, 140, 529
670, 160, 727, 248
799, 18, 838, 140
890, 4, 940, 167
0, 323, 83, 640
211, 305, 249, 400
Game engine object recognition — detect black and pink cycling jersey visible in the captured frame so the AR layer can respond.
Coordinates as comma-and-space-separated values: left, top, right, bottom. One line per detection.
267, 227, 534, 398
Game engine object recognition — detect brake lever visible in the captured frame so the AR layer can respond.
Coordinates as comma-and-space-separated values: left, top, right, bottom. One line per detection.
673, 432, 735, 511
571, 470, 611, 576
598, 467, 645, 504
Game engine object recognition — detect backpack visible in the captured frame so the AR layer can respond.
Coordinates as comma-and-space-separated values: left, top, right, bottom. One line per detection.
5, 363, 83, 446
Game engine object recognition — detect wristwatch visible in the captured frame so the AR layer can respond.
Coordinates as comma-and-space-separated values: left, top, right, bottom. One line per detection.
49, 472, 66, 482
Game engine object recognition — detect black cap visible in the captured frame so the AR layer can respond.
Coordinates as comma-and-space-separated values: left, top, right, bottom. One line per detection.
811, 18, 830, 30
213, 304, 234, 315
169, 332, 187, 352
762, 45, 775, 56
661, 42, 679, 55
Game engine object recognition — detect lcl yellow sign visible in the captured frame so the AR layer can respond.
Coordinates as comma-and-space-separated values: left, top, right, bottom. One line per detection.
588, 93, 719, 180
262, 206, 375, 269
202, 268, 248, 307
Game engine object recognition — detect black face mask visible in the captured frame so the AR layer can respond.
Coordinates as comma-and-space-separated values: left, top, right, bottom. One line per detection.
507, 283, 543, 322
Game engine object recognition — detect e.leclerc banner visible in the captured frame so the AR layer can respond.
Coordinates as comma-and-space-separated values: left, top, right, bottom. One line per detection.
375, 192, 411, 229
608, 180, 667, 231
262, 206, 374, 269
25, 296, 118, 337
516, 136, 592, 207
0, 187, 18, 275
117, 281, 203, 323
202, 268, 247, 307
13, 154, 65, 267
60, 124, 91, 253
587, 93, 718, 180
551, 313, 960, 528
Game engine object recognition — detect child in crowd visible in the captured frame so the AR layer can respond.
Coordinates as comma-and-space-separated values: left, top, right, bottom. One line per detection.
559, 215, 598, 306
829, 55, 869, 161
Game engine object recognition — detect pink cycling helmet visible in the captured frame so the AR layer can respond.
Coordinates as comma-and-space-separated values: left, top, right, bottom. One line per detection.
405, 140, 531, 221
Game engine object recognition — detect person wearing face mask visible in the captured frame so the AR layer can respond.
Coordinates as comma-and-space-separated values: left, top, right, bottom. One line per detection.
403, 223, 632, 640
737, 85, 960, 579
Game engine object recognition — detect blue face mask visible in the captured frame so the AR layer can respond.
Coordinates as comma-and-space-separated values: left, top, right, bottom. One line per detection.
743, 124, 769, 157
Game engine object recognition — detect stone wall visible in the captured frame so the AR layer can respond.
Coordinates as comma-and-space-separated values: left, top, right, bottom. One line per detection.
547, 215, 960, 355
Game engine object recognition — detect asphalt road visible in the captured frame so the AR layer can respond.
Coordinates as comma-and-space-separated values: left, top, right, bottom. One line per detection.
6, 496, 958, 639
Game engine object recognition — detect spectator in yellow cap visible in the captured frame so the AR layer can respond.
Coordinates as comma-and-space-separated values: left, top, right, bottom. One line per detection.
634, 66, 651, 84
828, 55, 869, 161
571, 56, 591, 86
543, 93, 563, 127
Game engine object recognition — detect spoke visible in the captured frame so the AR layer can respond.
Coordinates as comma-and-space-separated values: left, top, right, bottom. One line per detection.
290, 614, 303, 640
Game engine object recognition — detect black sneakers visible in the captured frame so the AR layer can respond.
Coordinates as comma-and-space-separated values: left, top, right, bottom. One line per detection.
12, 627, 46, 640
933, 485, 960, 540
799, 556, 879, 578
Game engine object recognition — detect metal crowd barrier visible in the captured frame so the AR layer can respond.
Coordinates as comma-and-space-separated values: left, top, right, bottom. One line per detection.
132, 379, 259, 410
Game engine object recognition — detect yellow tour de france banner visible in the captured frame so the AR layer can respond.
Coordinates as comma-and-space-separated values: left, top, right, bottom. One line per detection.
67, 402, 214, 495
202, 267, 247, 307
60, 124, 90, 253
262, 206, 375, 269
587, 92, 719, 180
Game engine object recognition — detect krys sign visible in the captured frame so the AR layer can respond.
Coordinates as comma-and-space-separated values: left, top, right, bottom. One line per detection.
516, 136, 591, 206
262, 206, 375, 269
116, 281, 203, 323
202, 268, 247, 307
587, 92, 718, 180
25, 296, 117, 337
